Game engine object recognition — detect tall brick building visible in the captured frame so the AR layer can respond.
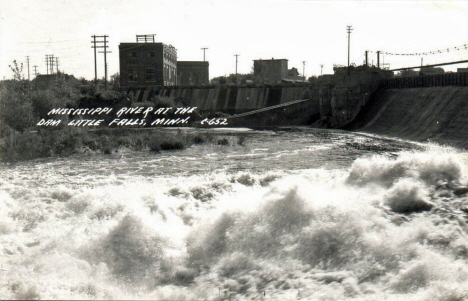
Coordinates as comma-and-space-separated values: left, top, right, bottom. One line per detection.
253, 59, 288, 84
177, 61, 209, 86
119, 35, 177, 87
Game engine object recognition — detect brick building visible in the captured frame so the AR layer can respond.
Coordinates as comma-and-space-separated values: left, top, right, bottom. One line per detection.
119, 35, 177, 87
253, 58, 288, 84
177, 61, 209, 86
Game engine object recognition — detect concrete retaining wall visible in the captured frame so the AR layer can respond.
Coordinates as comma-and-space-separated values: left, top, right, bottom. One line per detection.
345, 86, 468, 148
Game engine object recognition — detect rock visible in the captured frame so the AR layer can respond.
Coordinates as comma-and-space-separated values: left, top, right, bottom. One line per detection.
454, 187, 468, 196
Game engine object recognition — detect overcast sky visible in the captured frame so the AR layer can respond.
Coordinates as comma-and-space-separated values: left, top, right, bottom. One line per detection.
1, 0, 468, 80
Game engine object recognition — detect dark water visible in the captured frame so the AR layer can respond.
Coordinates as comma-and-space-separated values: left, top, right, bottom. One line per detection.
0, 128, 467, 300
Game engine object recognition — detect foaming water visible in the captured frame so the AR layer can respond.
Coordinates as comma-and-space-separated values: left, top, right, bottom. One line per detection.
0, 128, 467, 300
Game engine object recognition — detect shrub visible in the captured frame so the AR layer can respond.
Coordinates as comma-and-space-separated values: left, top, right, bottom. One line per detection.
237, 135, 246, 146
117, 136, 133, 147
159, 141, 185, 150
217, 138, 230, 146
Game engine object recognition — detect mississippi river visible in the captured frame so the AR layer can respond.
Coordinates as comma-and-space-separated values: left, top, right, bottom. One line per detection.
1, 128, 467, 300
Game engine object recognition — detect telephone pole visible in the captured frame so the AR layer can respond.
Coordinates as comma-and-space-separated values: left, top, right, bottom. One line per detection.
320, 64, 324, 75
56, 57, 59, 73
33, 65, 38, 76
45, 55, 49, 75
92, 35, 98, 83
347, 25, 353, 75
234, 54, 239, 75
26, 56, 30, 80
377, 51, 380, 68
302, 61, 306, 81
91, 35, 109, 89
201, 47, 208, 61
104, 36, 108, 90
49, 54, 55, 74
99, 51, 113, 88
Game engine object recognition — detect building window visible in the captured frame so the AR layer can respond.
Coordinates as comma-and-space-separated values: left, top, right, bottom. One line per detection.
127, 52, 137, 58
147, 52, 155, 58
128, 68, 137, 82
146, 68, 156, 82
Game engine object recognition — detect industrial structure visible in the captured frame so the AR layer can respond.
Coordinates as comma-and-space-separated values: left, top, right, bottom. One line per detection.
253, 58, 288, 84
177, 61, 209, 86
119, 34, 210, 87
119, 35, 177, 87
253, 58, 306, 84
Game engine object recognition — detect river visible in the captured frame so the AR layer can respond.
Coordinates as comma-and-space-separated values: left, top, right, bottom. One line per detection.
1, 128, 467, 300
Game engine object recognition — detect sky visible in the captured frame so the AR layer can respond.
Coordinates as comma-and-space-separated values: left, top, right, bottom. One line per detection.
1, 0, 468, 80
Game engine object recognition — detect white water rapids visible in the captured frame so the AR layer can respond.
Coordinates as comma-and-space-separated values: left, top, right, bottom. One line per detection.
1, 128, 467, 300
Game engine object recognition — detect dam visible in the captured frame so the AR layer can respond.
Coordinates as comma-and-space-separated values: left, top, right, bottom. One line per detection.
125, 68, 468, 148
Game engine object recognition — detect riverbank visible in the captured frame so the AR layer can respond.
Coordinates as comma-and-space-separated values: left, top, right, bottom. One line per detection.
0, 127, 247, 163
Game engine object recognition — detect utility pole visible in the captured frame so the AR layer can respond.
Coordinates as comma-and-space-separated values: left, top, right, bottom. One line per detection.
91, 35, 109, 88
302, 61, 306, 81
92, 35, 97, 83
346, 25, 353, 75
234, 54, 239, 75
377, 51, 380, 68
33, 65, 38, 76
45, 55, 49, 75
104, 35, 108, 90
56, 57, 59, 74
99, 50, 113, 87
365, 51, 368, 67
26, 56, 30, 80
320, 64, 324, 75
201, 47, 208, 61
421, 57, 423, 67
49, 54, 55, 74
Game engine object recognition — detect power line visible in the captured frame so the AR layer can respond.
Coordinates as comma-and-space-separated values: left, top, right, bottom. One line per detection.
369, 44, 468, 56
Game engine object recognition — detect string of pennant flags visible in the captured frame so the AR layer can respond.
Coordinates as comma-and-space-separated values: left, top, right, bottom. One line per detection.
369, 44, 468, 56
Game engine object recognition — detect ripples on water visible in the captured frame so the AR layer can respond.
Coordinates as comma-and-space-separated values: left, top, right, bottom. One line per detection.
0, 128, 467, 300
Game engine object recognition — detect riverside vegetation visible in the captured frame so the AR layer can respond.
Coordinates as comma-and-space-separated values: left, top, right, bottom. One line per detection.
0, 61, 244, 163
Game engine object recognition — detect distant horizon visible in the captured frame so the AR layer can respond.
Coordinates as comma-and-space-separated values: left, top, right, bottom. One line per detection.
1, 0, 468, 81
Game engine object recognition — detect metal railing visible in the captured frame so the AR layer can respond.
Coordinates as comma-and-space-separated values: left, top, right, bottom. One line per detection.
381, 72, 468, 89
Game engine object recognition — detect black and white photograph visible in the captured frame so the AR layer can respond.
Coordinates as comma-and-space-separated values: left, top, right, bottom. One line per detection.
1, 0, 467, 300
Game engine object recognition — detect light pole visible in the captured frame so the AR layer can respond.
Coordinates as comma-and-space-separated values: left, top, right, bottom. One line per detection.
234, 54, 239, 75
320, 64, 324, 75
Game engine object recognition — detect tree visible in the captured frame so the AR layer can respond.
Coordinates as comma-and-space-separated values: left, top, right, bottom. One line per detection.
9, 60, 24, 81
110, 73, 120, 90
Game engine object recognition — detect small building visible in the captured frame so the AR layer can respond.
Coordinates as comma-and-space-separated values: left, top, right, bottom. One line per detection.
177, 61, 209, 86
286, 67, 305, 82
119, 35, 177, 87
253, 58, 288, 84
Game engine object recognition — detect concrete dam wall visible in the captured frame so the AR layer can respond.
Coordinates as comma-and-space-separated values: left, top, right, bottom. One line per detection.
346, 86, 468, 148
128, 86, 314, 113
